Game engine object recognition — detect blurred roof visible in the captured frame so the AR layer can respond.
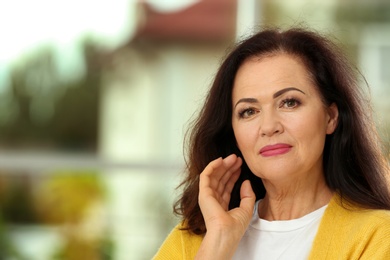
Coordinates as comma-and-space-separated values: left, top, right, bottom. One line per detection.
135, 0, 237, 42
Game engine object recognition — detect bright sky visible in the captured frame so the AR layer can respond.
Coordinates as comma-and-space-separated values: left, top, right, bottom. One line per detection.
0, 0, 200, 90
0, 0, 135, 61
0, 0, 136, 90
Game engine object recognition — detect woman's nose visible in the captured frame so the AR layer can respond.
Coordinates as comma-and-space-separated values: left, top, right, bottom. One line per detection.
259, 110, 283, 137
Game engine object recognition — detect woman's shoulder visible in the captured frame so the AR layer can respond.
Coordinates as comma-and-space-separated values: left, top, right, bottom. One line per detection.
153, 221, 203, 259
349, 207, 390, 232
319, 193, 390, 244
171, 221, 205, 239
310, 195, 390, 259
329, 194, 390, 225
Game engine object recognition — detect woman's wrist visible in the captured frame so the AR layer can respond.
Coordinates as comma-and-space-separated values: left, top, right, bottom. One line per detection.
195, 229, 241, 260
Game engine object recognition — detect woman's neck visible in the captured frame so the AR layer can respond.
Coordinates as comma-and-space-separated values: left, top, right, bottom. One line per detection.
258, 179, 333, 221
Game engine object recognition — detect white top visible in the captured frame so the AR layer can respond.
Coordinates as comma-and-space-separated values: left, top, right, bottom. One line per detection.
232, 200, 327, 260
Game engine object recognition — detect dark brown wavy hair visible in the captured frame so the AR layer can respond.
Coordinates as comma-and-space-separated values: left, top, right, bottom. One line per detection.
174, 27, 390, 235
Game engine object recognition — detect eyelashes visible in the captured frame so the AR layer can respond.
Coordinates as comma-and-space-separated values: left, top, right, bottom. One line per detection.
236, 98, 302, 119
238, 107, 259, 118
279, 98, 301, 109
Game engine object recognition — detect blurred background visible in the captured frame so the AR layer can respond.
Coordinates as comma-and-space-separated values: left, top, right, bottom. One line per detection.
0, 0, 389, 259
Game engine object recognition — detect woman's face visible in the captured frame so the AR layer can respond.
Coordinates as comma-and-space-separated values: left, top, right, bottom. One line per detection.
231, 54, 338, 184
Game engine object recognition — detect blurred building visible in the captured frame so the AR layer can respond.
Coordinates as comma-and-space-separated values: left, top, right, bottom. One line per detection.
99, 1, 239, 258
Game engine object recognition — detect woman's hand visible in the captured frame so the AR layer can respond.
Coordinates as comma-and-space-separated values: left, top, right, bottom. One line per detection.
195, 154, 256, 259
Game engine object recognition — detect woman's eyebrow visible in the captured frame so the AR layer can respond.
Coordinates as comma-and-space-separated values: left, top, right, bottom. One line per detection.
273, 87, 306, 98
234, 88, 305, 108
234, 98, 258, 109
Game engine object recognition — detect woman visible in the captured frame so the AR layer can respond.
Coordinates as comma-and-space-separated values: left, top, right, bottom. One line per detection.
154, 27, 390, 259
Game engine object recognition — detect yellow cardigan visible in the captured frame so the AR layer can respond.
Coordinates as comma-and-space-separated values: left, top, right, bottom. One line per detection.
154, 194, 390, 259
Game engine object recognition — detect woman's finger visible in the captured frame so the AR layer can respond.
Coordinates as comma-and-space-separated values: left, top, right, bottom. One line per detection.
223, 166, 241, 196
199, 157, 223, 191
200, 154, 239, 191
219, 156, 242, 188
211, 156, 241, 204
239, 180, 256, 215
203, 155, 237, 179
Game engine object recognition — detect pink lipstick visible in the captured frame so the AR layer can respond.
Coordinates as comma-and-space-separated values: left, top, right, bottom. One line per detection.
259, 143, 292, 157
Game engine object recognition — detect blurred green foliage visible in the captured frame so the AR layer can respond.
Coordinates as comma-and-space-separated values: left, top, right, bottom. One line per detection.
0, 171, 111, 259
0, 42, 101, 152
0, 213, 28, 260
335, 1, 390, 23
34, 171, 106, 224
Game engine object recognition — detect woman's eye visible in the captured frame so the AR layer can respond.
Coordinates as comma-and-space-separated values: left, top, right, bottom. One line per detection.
238, 108, 258, 118
281, 98, 300, 109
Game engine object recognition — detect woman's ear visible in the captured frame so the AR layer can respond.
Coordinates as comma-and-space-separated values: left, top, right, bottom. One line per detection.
326, 103, 339, 134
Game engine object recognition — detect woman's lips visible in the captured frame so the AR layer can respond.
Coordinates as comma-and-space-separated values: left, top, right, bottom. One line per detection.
259, 143, 292, 157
